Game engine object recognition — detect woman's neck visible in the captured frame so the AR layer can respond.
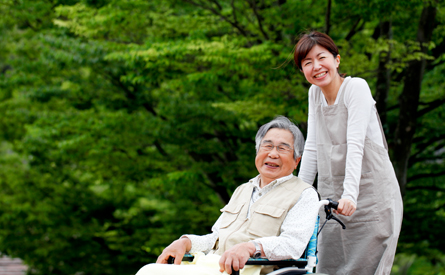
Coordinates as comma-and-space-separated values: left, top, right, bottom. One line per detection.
320, 75, 344, 106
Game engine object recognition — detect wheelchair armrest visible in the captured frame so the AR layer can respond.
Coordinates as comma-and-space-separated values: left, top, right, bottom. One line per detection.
232, 258, 308, 275
245, 258, 307, 268
167, 253, 194, 264
168, 254, 308, 275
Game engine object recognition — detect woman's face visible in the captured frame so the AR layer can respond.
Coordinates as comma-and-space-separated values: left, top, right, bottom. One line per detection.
301, 44, 340, 88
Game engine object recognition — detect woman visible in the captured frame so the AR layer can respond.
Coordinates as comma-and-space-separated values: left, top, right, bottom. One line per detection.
295, 31, 403, 275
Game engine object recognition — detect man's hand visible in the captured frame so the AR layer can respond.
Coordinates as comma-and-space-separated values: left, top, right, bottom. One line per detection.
334, 198, 356, 216
156, 237, 192, 265
219, 242, 256, 274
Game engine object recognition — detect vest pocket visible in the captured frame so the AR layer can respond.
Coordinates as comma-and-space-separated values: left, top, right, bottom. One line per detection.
220, 203, 244, 229
248, 205, 285, 237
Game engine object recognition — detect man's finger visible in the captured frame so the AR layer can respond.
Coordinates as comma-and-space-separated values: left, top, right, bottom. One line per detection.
232, 257, 240, 272
224, 257, 233, 274
156, 252, 169, 264
174, 253, 183, 265
219, 255, 226, 272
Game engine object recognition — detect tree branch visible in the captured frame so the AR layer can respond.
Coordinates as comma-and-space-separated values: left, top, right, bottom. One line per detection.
231, 0, 238, 24
417, 98, 445, 117
409, 136, 444, 166
247, 0, 270, 40
345, 17, 363, 41
182, 0, 250, 38
406, 181, 445, 192
408, 171, 445, 182
210, 0, 223, 10
154, 140, 170, 158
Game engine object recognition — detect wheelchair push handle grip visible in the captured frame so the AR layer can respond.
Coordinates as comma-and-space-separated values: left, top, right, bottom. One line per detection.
327, 198, 339, 210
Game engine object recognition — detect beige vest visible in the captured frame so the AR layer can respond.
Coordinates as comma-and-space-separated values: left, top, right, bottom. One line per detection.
214, 176, 312, 255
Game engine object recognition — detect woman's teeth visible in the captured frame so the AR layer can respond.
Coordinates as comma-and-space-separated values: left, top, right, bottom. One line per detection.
315, 72, 326, 78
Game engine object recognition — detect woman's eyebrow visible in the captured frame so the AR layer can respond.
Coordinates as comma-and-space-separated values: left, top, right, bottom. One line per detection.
302, 51, 327, 62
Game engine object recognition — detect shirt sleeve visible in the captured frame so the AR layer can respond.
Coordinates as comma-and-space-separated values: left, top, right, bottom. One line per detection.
342, 78, 376, 206
182, 213, 222, 254
298, 86, 318, 185
255, 188, 319, 260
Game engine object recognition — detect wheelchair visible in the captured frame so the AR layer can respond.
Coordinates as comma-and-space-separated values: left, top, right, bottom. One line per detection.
169, 199, 345, 275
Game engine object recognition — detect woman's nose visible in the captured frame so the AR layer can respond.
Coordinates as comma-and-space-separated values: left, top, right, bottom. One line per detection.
313, 60, 321, 70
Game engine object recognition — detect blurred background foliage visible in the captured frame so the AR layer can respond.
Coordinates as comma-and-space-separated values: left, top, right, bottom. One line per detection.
0, 0, 444, 274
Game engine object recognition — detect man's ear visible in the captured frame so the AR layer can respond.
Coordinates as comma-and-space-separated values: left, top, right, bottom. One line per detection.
294, 156, 301, 169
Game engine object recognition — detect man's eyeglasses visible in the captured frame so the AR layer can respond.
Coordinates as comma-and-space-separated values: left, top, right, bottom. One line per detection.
260, 141, 293, 154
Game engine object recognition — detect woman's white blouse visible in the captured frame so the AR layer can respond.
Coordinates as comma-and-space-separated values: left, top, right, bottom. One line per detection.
184, 174, 320, 260
298, 77, 385, 206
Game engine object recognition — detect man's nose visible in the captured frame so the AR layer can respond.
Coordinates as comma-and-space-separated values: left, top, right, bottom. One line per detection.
268, 147, 280, 157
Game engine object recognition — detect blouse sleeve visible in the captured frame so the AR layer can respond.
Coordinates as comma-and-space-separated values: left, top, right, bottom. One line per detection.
298, 86, 318, 185
342, 78, 376, 206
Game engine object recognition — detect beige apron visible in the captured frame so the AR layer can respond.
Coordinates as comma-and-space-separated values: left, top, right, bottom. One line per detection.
314, 78, 403, 275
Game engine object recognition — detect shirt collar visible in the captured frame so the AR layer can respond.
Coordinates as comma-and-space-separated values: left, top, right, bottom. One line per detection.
249, 173, 294, 190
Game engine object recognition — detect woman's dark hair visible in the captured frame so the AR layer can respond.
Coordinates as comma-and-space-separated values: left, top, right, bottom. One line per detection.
293, 31, 342, 74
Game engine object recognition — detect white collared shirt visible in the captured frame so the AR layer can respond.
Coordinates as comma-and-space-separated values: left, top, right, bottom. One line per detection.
184, 174, 319, 260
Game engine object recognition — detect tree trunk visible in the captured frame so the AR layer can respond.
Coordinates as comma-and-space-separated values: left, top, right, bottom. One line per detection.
374, 21, 392, 127
325, 0, 331, 35
393, 5, 437, 197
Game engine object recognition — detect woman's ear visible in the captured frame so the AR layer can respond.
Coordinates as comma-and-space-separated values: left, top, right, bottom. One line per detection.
336, 54, 341, 68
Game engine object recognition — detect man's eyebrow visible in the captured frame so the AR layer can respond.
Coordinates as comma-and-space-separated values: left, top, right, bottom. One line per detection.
279, 142, 292, 147
262, 140, 292, 147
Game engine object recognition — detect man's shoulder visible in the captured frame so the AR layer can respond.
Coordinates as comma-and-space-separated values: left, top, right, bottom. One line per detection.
230, 182, 253, 198
284, 176, 313, 190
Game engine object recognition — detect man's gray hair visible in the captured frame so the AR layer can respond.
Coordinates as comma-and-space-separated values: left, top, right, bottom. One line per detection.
255, 116, 305, 160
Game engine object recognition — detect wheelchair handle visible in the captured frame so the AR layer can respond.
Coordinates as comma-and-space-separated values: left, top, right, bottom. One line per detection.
319, 198, 339, 210
317, 198, 346, 235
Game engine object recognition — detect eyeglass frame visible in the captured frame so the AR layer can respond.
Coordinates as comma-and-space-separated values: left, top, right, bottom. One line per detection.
259, 141, 294, 154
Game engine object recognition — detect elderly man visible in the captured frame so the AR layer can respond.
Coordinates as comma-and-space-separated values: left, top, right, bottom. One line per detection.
136, 116, 319, 275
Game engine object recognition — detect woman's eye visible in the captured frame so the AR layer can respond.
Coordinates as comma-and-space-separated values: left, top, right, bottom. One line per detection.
304, 62, 311, 66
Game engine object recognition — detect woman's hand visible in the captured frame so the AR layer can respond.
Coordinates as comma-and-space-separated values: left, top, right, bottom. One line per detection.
156, 237, 192, 265
334, 198, 356, 216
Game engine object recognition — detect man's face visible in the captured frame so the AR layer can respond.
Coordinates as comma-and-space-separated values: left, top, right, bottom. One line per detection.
255, 128, 300, 187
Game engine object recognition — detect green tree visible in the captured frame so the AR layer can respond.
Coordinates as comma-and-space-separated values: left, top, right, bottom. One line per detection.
0, 0, 444, 274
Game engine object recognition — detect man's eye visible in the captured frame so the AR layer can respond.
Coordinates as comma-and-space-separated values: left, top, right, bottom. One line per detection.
264, 145, 273, 149
278, 146, 287, 151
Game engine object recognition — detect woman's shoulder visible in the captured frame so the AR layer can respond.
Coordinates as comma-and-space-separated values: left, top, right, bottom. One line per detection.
308, 84, 323, 101
344, 77, 374, 104
346, 77, 370, 89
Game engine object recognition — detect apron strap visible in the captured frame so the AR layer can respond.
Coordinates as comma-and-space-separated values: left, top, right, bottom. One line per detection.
375, 110, 389, 151
337, 77, 351, 106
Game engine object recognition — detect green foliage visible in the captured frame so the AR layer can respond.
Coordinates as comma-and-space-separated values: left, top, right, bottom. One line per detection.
0, 0, 444, 274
